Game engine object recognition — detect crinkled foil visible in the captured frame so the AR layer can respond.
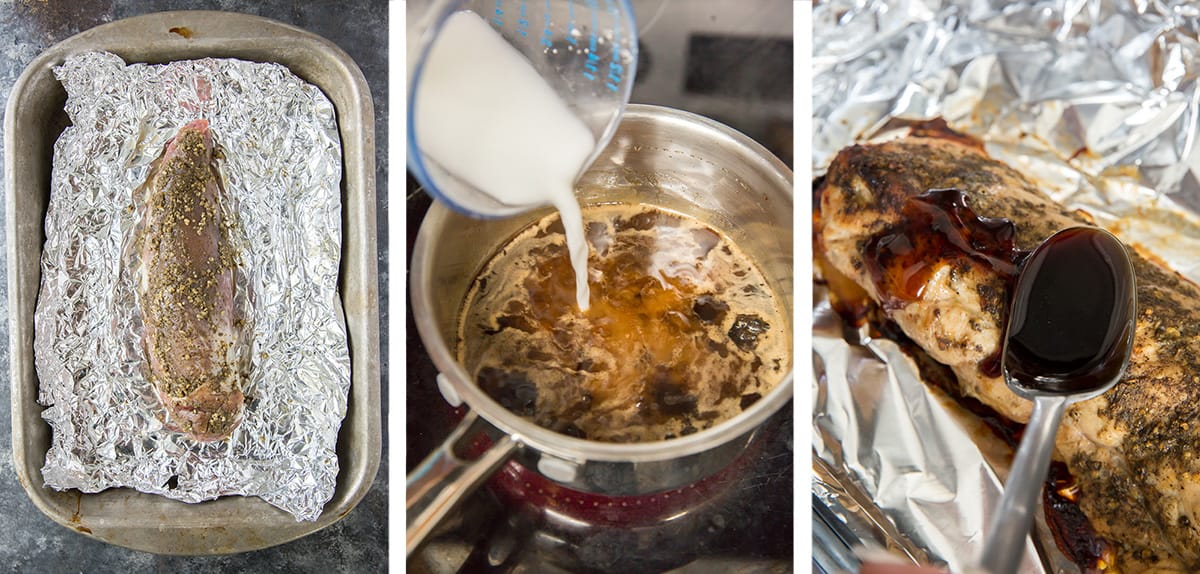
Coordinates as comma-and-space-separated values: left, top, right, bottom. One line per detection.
814, 0, 1200, 570
33, 51, 349, 522
813, 291, 1051, 573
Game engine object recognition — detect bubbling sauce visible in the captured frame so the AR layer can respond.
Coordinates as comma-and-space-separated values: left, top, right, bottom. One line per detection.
457, 205, 789, 443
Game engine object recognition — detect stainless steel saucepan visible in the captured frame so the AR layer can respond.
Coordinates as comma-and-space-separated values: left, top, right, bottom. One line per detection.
406, 104, 794, 557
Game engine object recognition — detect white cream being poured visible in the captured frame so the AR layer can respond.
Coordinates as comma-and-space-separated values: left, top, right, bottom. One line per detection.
414, 10, 593, 311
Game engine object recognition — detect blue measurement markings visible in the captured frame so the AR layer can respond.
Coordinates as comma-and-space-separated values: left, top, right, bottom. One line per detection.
542, 0, 554, 47
582, 0, 601, 81
517, 1, 530, 37
603, 0, 623, 92
493, 0, 504, 27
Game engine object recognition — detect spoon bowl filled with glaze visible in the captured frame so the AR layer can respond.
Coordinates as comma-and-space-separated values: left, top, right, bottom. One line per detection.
979, 226, 1137, 574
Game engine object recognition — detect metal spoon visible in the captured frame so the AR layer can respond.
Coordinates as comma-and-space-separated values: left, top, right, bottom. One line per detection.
978, 227, 1137, 574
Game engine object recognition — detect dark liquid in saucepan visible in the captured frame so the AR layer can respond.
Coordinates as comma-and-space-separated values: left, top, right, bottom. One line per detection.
1004, 227, 1135, 395
457, 205, 789, 443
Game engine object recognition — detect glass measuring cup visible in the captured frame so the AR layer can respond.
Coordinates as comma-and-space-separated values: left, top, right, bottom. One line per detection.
407, 0, 638, 218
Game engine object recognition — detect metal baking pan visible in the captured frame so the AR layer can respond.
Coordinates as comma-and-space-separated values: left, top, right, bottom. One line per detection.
4, 11, 380, 555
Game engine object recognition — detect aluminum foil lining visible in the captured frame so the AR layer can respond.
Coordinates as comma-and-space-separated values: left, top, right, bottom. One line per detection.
814, 0, 1200, 570
34, 51, 349, 522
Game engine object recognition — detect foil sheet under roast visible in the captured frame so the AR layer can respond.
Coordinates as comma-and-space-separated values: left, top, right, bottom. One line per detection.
814, 0, 1200, 571
34, 51, 349, 522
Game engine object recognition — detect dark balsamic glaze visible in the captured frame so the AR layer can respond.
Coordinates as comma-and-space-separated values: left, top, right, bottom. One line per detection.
836, 185, 1123, 570
878, 314, 1114, 572
863, 188, 1029, 375
1004, 227, 1136, 396
979, 352, 1005, 380
1044, 461, 1116, 572
906, 117, 987, 151
864, 188, 1025, 310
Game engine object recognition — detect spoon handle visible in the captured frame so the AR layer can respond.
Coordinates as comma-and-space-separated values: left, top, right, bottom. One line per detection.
978, 394, 1069, 574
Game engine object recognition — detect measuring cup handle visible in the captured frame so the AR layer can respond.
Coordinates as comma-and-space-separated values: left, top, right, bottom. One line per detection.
406, 409, 521, 558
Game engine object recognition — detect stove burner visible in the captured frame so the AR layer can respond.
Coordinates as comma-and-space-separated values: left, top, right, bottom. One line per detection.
474, 415, 791, 573
486, 429, 767, 528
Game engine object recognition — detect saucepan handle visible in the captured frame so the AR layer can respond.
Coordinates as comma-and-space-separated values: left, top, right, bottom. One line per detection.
406, 409, 520, 557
